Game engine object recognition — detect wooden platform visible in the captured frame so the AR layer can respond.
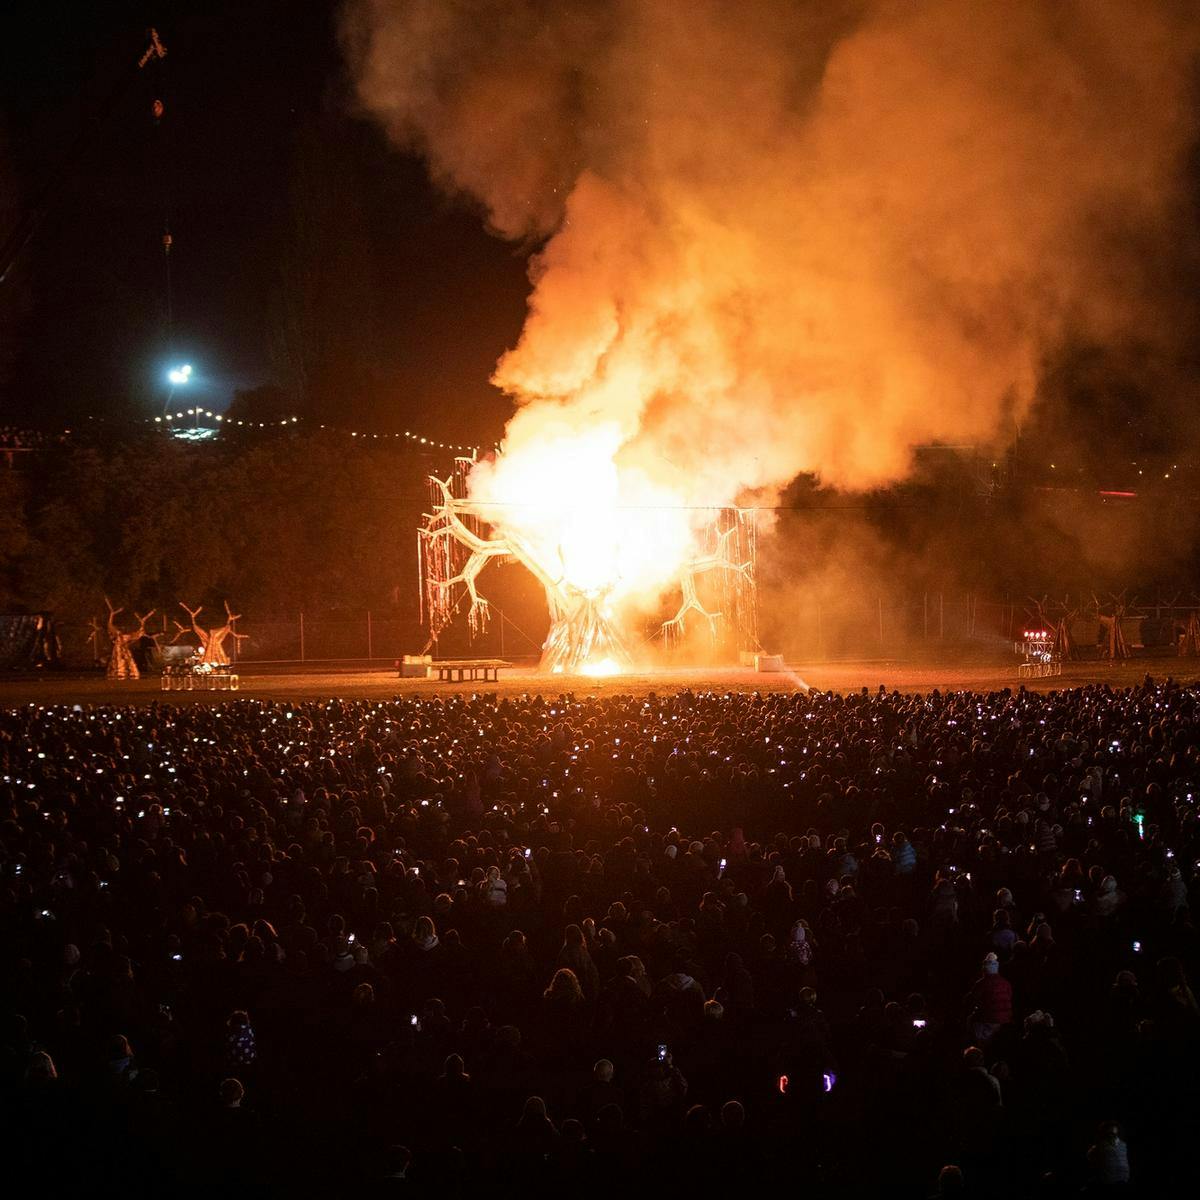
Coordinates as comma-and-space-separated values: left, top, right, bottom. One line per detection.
428, 658, 512, 683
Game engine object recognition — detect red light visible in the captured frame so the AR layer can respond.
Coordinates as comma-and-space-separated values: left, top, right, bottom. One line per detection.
778, 1074, 789, 1095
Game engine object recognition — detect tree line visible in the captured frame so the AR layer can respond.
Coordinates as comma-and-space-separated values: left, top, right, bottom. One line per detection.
4, 426, 1198, 635
0, 432, 430, 620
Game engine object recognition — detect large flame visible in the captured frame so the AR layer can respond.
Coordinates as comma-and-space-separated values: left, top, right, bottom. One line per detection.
351, 0, 1200, 632
467, 409, 699, 611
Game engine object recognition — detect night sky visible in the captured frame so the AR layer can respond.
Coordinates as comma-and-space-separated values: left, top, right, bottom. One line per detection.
4, 2, 1200, 480
0, 0, 529, 444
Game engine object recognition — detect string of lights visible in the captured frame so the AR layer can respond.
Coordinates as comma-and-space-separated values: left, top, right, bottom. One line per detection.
148, 412, 482, 452
332, 424, 479, 453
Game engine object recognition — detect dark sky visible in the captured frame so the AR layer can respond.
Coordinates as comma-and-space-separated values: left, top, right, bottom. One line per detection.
4, 2, 1199, 477
0, 0, 529, 444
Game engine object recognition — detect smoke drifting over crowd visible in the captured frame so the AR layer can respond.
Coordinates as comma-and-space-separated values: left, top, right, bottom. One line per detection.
347, 0, 1197, 493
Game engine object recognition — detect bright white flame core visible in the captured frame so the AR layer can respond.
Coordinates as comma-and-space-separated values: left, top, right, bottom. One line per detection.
468, 418, 697, 607
580, 657, 621, 677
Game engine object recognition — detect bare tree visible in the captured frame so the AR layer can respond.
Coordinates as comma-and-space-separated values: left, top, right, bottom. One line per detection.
104, 598, 156, 681
173, 600, 247, 665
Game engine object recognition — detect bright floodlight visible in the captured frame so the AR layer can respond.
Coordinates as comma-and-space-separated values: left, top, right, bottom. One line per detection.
167, 363, 193, 386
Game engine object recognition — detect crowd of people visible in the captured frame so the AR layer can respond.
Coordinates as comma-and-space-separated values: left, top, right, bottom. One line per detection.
2, 681, 1197, 1196
0, 426, 61, 450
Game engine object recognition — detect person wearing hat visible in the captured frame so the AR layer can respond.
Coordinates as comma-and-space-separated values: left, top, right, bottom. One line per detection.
966, 952, 1013, 1044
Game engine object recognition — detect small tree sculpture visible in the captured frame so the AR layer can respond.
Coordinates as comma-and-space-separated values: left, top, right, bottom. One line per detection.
104, 599, 156, 681
173, 600, 247, 666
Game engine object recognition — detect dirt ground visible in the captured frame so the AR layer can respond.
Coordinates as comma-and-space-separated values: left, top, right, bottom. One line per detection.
3, 656, 1200, 708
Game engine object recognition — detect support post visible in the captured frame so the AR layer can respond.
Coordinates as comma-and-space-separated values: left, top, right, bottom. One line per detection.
299, 612, 306, 662
367, 610, 373, 659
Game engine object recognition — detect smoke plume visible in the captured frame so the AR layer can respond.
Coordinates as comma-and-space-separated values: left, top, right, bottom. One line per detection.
345, 0, 1199, 505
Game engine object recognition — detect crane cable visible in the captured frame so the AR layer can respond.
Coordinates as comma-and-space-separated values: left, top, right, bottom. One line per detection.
0, 28, 169, 286
142, 29, 174, 347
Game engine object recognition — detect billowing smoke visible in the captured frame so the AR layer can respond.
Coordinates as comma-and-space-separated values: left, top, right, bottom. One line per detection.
345, 0, 1198, 508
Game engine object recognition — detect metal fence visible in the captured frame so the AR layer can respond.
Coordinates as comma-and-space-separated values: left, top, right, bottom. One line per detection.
239, 614, 427, 663
764, 593, 1198, 660
55, 612, 428, 668
765, 593, 1014, 660
51, 593, 1200, 669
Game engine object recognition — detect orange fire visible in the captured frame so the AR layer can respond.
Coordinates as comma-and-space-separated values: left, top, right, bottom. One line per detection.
468, 415, 700, 615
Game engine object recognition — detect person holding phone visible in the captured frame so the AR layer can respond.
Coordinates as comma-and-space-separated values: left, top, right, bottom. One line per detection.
639, 1047, 688, 1135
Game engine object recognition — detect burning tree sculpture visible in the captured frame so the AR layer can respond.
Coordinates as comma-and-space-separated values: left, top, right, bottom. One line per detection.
1095, 594, 1133, 660
102, 599, 157, 681
1178, 598, 1200, 657
173, 601, 247, 665
663, 523, 757, 646
1051, 602, 1079, 662
419, 457, 757, 674
1025, 596, 1078, 663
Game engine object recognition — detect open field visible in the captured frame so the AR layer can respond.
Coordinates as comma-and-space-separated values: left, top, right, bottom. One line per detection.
3, 655, 1200, 707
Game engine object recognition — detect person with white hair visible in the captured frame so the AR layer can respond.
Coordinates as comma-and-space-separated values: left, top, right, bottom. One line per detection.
1094, 875, 1124, 919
